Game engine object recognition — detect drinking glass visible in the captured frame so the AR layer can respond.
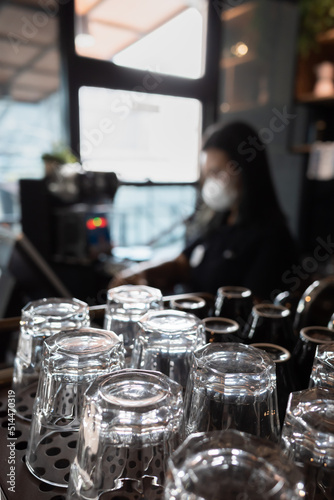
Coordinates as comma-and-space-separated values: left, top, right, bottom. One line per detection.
281, 387, 334, 500
165, 429, 306, 500
251, 343, 296, 426
242, 303, 297, 352
203, 316, 240, 343
215, 285, 253, 326
274, 290, 300, 324
184, 342, 280, 441
293, 276, 334, 332
309, 343, 334, 389
170, 295, 207, 319
12, 297, 90, 421
67, 369, 184, 500
291, 326, 334, 390
26, 327, 124, 487
131, 309, 205, 391
104, 284, 163, 365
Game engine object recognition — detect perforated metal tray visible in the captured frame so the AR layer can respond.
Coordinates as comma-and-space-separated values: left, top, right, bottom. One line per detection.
0, 376, 68, 500
0, 297, 213, 500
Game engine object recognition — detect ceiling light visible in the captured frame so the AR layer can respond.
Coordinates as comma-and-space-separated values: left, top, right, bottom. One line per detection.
231, 42, 248, 58
75, 15, 95, 48
75, 33, 95, 48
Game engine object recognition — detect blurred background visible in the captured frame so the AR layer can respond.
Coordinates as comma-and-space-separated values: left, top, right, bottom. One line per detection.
1, 0, 334, 314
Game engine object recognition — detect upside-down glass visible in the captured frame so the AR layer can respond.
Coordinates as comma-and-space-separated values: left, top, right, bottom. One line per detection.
203, 316, 240, 343
26, 327, 124, 488
215, 285, 253, 325
309, 343, 334, 389
281, 387, 334, 500
242, 303, 297, 352
104, 284, 163, 364
274, 290, 300, 324
184, 342, 280, 441
12, 297, 90, 421
291, 326, 334, 390
170, 295, 208, 319
165, 429, 306, 500
251, 343, 296, 426
131, 309, 205, 391
293, 276, 334, 332
67, 369, 184, 500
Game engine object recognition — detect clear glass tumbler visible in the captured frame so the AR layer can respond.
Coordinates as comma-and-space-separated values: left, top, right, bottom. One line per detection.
26, 327, 124, 488
242, 303, 297, 352
293, 276, 334, 332
67, 369, 184, 500
170, 295, 207, 319
184, 342, 280, 441
251, 343, 296, 426
328, 312, 334, 330
215, 285, 253, 326
131, 309, 205, 391
12, 297, 90, 421
203, 316, 240, 343
165, 429, 306, 500
309, 343, 334, 389
291, 326, 334, 390
281, 387, 334, 500
104, 284, 163, 365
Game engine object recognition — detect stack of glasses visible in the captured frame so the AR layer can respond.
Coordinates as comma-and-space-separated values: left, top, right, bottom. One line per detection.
9, 281, 334, 499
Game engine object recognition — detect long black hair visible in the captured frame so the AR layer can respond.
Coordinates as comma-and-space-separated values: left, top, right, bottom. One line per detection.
202, 121, 286, 225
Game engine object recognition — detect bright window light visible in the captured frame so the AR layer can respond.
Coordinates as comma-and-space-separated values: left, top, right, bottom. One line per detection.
113, 8, 205, 79
74, 0, 208, 79
79, 86, 202, 183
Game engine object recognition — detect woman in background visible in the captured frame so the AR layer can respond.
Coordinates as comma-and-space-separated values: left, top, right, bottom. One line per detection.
109, 121, 299, 301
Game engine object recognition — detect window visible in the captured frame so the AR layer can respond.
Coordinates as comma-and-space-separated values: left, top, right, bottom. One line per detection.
59, 0, 220, 253
74, 0, 208, 79
0, 3, 62, 225
79, 87, 202, 182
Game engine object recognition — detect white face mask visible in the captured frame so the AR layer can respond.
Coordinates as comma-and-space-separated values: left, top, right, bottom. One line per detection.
201, 177, 238, 212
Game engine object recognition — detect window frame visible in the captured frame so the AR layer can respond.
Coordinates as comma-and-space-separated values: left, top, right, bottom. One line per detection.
58, 0, 222, 179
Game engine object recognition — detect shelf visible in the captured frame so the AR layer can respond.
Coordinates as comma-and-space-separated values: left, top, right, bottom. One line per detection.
221, 1, 256, 21
317, 28, 334, 45
290, 144, 312, 154
220, 53, 256, 69
296, 93, 334, 105
219, 101, 264, 114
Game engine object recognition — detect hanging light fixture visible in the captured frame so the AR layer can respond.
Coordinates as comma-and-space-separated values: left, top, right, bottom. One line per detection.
75, 15, 95, 48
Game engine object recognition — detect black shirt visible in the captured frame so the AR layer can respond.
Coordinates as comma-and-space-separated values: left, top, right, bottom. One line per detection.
182, 218, 298, 300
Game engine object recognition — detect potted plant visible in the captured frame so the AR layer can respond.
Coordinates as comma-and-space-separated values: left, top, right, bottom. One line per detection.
42, 144, 79, 177
298, 0, 334, 57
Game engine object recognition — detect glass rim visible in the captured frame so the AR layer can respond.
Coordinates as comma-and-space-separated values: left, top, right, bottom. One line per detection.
286, 387, 334, 437
92, 368, 182, 412
217, 286, 252, 298
253, 303, 290, 318
170, 295, 206, 309
21, 297, 89, 317
250, 343, 291, 363
315, 342, 334, 356
21, 297, 89, 312
300, 326, 334, 344
106, 284, 163, 304
138, 308, 203, 333
203, 316, 239, 333
45, 327, 122, 355
194, 342, 275, 376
